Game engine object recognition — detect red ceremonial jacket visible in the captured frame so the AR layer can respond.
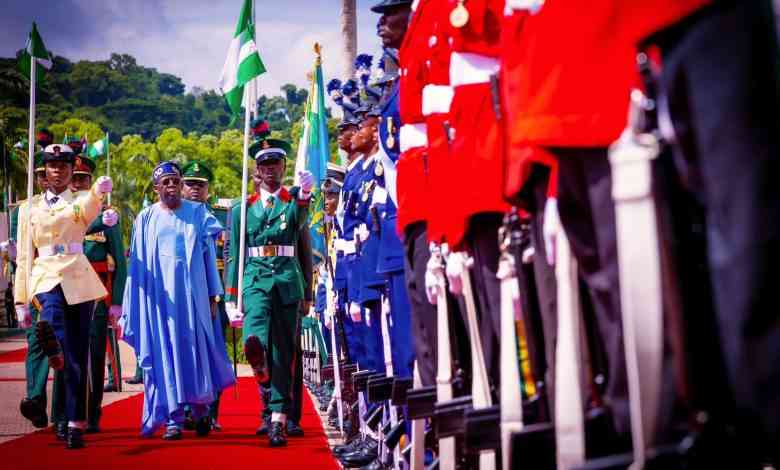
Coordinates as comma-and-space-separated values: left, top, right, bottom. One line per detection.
511, 0, 711, 148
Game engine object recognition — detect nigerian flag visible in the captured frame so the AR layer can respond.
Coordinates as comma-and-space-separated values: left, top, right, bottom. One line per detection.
87, 135, 109, 158
219, 0, 266, 115
18, 22, 52, 82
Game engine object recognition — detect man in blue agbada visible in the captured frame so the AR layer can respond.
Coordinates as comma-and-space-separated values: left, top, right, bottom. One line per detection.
120, 161, 235, 440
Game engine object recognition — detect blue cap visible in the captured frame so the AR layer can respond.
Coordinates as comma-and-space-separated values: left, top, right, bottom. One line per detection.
152, 161, 182, 183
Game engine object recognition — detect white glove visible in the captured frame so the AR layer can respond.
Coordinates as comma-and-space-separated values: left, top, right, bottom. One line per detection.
298, 170, 314, 195
102, 209, 119, 227
424, 251, 439, 305
371, 187, 388, 206
16, 304, 32, 329
356, 224, 370, 243
349, 302, 362, 322
543, 198, 560, 266
226, 302, 244, 327
109, 305, 122, 321
96, 176, 113, 195
446, 252, 466, 295
0, 240, 15, 261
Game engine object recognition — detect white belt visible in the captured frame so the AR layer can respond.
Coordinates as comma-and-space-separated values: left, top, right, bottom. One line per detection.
449, 52, 500, 87
422, 84, 454, 116
400, 123, 428, 152
247, 245, 295, 257
335, 239, 357, 255
38, 243, 83, 257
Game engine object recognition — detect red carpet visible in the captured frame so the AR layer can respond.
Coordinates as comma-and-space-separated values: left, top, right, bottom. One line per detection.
1, 377, 338, 470
0, 347, 27, 364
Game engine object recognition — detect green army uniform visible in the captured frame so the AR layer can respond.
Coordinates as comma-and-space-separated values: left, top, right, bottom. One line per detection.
225, 139, 310, 416
48, 151, 127, 432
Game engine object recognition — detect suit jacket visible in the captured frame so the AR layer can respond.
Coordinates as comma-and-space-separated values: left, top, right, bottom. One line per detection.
225, 186, 310, 306
14, 185, 107, 305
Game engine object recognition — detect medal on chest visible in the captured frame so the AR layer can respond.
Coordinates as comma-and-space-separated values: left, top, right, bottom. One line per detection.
385, 116, 396, 149
450, 0, 470, 28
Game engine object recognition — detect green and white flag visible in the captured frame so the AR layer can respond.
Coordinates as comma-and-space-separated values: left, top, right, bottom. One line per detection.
18, 22, 52, 82
87, 135, 109, 158
219, 0, 266, 115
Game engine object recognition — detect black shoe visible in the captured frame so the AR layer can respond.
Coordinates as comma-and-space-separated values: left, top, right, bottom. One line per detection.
55, 421, 68, 441
19, 397, 48, 428
333, 436, 364, 456
125, 376, 142, 385
162, 427, 183, 440
256, 416, 271, 436
85, 423, 100, 434
268, 421, 287, 447
195, 416, 211, 437
286, 420, 304, 437
35, 321, 64, 370
359, 460, 385, 470
183, 412, 196, 431
66, 427, 85, 450
103, 383, 117, 393
340, 438, 379, 468
244, 336, 269, 384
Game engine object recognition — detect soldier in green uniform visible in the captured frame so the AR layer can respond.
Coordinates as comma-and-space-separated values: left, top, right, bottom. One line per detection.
180, 160, 230, 431
225, 135, 314, 447
48, 144, 126, 435
13, 152, 52, 429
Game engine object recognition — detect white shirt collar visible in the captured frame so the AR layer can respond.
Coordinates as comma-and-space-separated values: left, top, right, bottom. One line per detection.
45, 189, 69, 204
259, 187, 281, 204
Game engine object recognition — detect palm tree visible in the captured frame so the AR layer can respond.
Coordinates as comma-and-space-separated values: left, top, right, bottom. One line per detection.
341, 0, 357, 80
0, 108, 31, 206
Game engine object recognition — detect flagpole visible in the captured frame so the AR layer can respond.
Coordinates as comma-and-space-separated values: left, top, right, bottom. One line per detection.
24, 57, 36, 302
106, 133, 111, 206
236, 93, 250, 327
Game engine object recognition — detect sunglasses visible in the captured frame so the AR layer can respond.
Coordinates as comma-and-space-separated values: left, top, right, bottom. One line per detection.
183, 180, 207, 188
158, 177, 181, 187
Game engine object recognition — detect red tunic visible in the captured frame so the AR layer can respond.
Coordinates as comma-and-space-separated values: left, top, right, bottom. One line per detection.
445, 0, 510, 248
512, 0, 711, 148
396, 0, 435, 237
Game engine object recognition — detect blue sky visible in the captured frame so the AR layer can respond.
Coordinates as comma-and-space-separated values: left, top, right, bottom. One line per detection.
0, 0, 384, 102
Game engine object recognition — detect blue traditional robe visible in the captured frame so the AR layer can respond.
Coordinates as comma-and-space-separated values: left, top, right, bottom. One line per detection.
121, 200, 235, 436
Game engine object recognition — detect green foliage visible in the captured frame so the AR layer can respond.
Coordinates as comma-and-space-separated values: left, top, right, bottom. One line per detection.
0, 51, 344, 243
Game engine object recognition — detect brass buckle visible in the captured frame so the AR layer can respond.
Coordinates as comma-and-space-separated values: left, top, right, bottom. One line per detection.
262, 245, 277, 257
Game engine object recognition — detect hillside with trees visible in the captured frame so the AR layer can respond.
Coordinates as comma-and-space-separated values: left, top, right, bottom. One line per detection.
0, 52, 341, 243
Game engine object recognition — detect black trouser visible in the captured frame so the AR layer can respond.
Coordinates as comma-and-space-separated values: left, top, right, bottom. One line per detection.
552, 149, 630, 440
36, 285, 95, 423
521, 166, 559, 416
403, 223, 438, 386
650, 0, 780, 457
466, 212, 504, 394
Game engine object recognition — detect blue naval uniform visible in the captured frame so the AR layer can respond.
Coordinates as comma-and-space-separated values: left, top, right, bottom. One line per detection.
314, 277, 331, 355
338, 157, 374, 371
353, 154, 386, 375
376, 80, 415, 379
